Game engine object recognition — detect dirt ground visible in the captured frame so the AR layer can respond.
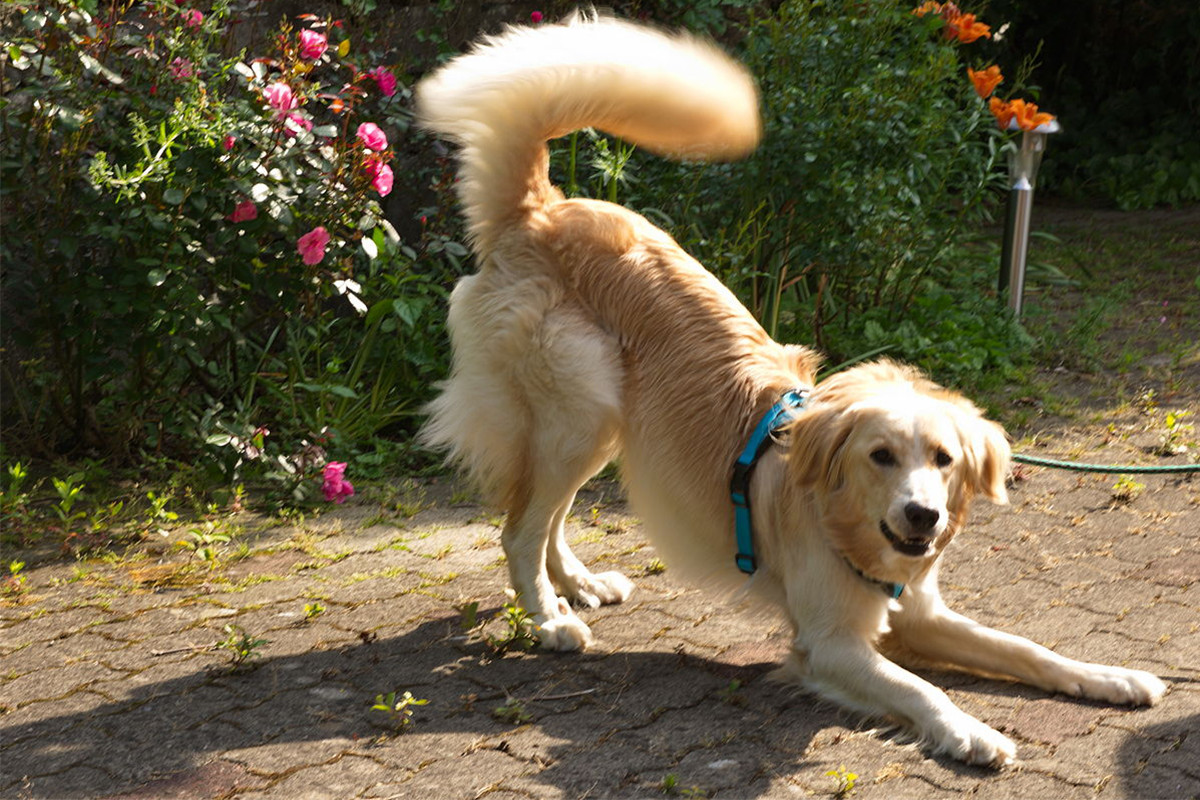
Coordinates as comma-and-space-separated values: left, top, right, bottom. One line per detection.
1, 207, 1198, 799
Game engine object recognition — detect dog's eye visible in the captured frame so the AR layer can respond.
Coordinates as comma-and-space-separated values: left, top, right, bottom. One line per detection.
870, 448, 896, 466
935, 450, 953, 467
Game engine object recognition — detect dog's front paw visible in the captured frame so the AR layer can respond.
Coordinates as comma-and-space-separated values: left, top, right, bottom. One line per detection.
533, 601, 594, 651
560, 570, 635, 610
1060, 665, 1166, 706
930, 713, 1016, 768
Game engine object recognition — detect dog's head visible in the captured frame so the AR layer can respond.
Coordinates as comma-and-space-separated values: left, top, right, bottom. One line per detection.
785, 360, 1009, 578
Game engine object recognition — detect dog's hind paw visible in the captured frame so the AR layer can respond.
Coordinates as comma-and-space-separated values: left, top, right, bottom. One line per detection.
561, 570, 635, 610
533, 605, 594, 651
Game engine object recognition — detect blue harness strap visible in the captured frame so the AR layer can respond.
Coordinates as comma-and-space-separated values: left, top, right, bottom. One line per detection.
729, 387, 905, 599
731, 389, 809, 574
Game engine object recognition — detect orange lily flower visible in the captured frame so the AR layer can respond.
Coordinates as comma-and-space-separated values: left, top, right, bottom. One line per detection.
968, 65, 1003, 98
911, 1, 942, 16
946, 12, 991, 43
988, 96, 1015, 129
1009, 98, 1056, 131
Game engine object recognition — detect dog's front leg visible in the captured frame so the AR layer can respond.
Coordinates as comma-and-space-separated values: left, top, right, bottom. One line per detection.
891, 575, 1166, 705
791, 632, 1017, 767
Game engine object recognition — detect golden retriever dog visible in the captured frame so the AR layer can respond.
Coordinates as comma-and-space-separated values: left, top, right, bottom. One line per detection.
416, 13, 1166, 766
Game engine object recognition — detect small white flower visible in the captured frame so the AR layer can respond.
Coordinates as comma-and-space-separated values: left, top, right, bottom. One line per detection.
334, 278, 368, 314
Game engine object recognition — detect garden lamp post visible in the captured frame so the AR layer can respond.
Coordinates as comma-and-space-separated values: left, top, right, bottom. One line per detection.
999, 119, 1060, 317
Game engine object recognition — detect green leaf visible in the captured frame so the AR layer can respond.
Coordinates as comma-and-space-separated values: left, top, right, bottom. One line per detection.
58, 236, 78, 260
163, 188, 185, 204
147, 269, 168, 287
312, 125, 339, 138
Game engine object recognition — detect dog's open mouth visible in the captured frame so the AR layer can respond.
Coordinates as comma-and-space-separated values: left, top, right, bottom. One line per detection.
880, 520, 932, 556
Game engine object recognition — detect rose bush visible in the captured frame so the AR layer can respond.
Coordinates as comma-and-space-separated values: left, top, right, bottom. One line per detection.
0, 0, 463, 490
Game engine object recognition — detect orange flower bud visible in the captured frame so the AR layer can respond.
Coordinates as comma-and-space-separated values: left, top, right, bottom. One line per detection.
968, 65, 1003, 98
912, 1, 942, 16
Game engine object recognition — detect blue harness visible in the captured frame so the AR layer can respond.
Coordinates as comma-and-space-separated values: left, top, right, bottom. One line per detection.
730, 388, 904, 599
730, 389, 809, 575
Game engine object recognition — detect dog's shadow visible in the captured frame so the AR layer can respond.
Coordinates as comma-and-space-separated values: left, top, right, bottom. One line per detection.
3, 611, 1183, 798
2, 610, 824, 798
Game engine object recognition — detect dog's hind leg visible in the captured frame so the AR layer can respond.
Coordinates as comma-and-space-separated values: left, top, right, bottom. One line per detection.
545, 483, 635, 611
501, 308, 628, 649
503, 432, 622, 651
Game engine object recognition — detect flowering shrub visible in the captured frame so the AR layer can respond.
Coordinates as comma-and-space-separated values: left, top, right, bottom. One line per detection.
723, 0, 1009, 349
0, 0, 459, 475
912, 3, 1056, 133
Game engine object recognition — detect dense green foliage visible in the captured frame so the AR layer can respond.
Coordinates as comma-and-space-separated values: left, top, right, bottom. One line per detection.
2, 0, 1037, 496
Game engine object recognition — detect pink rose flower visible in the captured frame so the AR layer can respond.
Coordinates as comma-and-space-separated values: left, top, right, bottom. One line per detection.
297, 226, 330, 266
226, 200, 258, 223
264, 82, 298, 112
168, 57, 194, 80
364, 158, 393, 197
367, 66, 397, 97
530, 10, 543, 23
356, 122, 388, 152
222, 134, 236, 151
298, 29, 327, 60
321, 461, 355, 503
181, 8, 203, 28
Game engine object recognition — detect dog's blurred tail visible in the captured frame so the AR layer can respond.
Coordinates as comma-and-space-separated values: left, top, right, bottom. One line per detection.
416, 11, 761, 253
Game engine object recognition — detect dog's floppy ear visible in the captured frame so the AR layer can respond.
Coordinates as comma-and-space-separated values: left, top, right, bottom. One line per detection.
965, 417, 1011, 504
785, 404, 856, 491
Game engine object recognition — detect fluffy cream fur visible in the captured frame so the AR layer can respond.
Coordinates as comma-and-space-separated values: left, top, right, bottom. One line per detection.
416, 12, 1166, 767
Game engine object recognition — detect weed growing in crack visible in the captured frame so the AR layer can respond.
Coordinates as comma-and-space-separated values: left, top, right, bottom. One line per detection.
176, 521, 234, 568
371, 690, 428, 730
217, 624, 268, 671
826, 764, 858, 797
717, 679, 746, 706
488, 600, 539, 653
643, 558, 667, 576
659, 774, 708, 797
304, 602, 326, 621
492, 696, 532, 725
455, 598, 539, 655
1156, 410, 1193, 456
2, 561, 28, 598
1111, 474, 1146, 504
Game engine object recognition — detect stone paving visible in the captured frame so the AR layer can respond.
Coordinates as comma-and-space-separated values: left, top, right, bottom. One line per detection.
2, 435, 1198, 799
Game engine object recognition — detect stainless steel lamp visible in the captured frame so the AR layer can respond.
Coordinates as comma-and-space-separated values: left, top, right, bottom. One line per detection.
999, 118, 1061, 316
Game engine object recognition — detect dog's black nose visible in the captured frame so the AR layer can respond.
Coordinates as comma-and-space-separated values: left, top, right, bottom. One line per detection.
904, 502, 940, 533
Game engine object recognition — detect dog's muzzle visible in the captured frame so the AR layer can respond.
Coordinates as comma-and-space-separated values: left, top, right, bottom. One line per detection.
880, 520, 933, 556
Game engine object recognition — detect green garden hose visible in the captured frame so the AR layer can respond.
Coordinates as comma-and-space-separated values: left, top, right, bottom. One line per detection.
1011, 453, 1200, 474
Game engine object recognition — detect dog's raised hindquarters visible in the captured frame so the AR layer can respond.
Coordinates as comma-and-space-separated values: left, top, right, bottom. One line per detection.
416, 13, 1166, 767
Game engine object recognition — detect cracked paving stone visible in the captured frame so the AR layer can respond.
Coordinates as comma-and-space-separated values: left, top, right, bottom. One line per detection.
357, 747, 529, 800
1003, 697, 1106, 746
8, 764, 115, 799
100, 759, 269, 799
0, 659, 127, 709
224, 734, 359, 775
0, 631, 127, 676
